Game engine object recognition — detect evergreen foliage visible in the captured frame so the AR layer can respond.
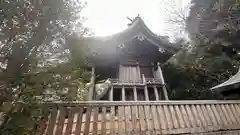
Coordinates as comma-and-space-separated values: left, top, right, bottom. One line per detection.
164, 0, 240, 100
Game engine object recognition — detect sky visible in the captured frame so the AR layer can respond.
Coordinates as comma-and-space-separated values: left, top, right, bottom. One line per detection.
82, 0, 191, 39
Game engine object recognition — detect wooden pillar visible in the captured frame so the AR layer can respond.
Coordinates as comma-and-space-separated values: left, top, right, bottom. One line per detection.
144, 86, 149, 101
121, 86, 125, 101
142, 74, 149, 101
162, 86, 169, 100
133, 86, 137, 101
153, 85, 159, 100
119, 64, 122, 82
137, 62, 141, 82
157, 62, 169, 100
109, 86, 113, 101
88, 66, 95, 101
142, 74, 146, 84
158, 87, 162, 100
126, 66, 129, 83
157, 62, 165, 84
151, 62, 155, 78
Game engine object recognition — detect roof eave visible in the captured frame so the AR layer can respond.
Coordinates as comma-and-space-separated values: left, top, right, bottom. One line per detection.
211, 82, 240, 94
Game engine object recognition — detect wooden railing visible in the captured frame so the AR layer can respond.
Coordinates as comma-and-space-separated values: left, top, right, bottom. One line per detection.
109, 78, 143, 85
42, 100, 240, 135
109, 78, 162, 85
145, 78, 162, 84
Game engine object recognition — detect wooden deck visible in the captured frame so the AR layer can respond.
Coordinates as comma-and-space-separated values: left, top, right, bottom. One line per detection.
41, 100, 240, 135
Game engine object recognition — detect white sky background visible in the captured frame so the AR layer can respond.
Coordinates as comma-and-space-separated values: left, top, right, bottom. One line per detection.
82, 0, 191, 40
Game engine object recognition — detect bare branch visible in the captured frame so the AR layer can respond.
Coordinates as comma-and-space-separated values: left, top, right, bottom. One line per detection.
160, 0, 191, 39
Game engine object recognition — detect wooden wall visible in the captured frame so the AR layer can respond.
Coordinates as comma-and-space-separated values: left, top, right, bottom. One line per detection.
119, 65, 141, 83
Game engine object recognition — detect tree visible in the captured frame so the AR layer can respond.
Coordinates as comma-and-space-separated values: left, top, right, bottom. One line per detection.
0, 0, 90, 103
0, 0, 90, 134
163, 0, 240, 100
160, 0, 191, 39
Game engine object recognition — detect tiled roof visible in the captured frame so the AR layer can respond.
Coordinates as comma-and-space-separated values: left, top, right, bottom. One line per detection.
86, 16, 180, 56
211, 68, 240, 92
